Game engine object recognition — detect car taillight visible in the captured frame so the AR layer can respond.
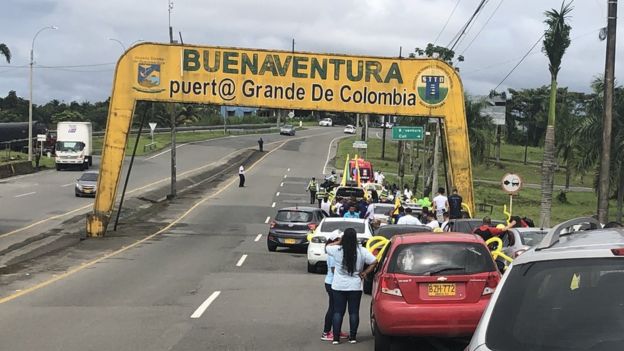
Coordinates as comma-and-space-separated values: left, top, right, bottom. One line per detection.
269, 221, 276, 229
482, 272, 500, 296
611, 248, 624, 256
380, 275, 402, 297
308, 223, 317, 231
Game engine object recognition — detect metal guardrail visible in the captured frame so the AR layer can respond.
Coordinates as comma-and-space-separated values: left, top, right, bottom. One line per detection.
49, 123, 279, 137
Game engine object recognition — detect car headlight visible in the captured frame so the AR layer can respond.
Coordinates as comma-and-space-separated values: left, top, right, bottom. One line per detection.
76, 184, 83, 190
311, 236, 327, 244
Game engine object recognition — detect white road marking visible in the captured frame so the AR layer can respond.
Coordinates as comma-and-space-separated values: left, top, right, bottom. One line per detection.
265, 216, 271, 224
236, 254, 248, 267
14, 192, 36, 198
280, 182, 284, 187
283, 175, 287, 179
271, 202, 276, 208
287, 168, 291, 172
323, 135, 351, 174
146, 144, 189, 160
276, 192, 280, 196
61, 183, 74, 187
190, 291, 221, 319
254, 234, 262, 242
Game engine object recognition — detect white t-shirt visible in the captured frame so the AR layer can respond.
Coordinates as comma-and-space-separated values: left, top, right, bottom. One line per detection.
321, 201, 331, 215
326, 245, 377, 291
433, 195, 448, 212
397, 214, 422, 225
365, 203, 375, 218
374, 171, 380, 183
239, 166, 245, 175
404, 189, 413, 199
426, 220, 440, 229
440, 220, 449, 231
378, 173, 385, 184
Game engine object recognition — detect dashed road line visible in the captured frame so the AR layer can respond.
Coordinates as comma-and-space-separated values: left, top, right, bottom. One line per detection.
283, 174, 287, 179
236, 254, 248, 267
280, 182, 284, 187
287, 168, 291, 172
276, 192, 280, 196
61, 183, 74, 187
14, 192, 36, 198
271, 202, 276, 208
190, 291, 221, 319
254, 234, 262, 242
264, 216, 271, 224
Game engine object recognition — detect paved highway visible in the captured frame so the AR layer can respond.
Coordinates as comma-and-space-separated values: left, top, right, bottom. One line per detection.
0, 127, 465, 350
0, 127, 337, 249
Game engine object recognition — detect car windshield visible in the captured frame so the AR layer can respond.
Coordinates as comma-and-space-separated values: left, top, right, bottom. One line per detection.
376, 226, 430, 239
388, 242, 495, 276
335, 187, 365, 198
283, 125, 293, 129
486, 258, 624, 351
79, 173, 98, 181
374, 206, 394, 215
275, 210, 312, 223
320, 221, 365, 234
56, 141, 85, 152
519, 230, 548, 246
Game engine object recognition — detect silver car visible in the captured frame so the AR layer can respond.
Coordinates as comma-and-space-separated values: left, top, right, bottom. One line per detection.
75, 170, 98, 197
279, 125, 295, 136
500, 227, 549, 259
467, 217, 624, 351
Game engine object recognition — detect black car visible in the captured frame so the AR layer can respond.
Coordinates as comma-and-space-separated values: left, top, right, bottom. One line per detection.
267, 207, 325, 251
445, 218, 506, 233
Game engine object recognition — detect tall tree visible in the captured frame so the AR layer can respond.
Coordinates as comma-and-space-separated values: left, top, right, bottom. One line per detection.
465, 96, 494, 164
539, 2, 573, 228
0, 43, 10, 63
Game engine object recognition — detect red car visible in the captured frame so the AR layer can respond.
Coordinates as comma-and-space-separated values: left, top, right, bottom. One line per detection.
370, 233, 501, 350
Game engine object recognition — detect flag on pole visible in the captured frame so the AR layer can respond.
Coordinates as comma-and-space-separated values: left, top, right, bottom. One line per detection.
392, 192, 402, 215
341, 154, 349, 186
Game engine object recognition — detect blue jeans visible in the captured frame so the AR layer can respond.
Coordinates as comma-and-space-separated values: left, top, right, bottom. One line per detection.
324, 284, 334, 333
332, 290, 362, 341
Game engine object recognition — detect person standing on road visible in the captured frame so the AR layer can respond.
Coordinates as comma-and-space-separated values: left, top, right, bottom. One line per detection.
448, 188, 463, 219
321, 197, 331, 216
307, 177, 319, 204
326, 228, 377, 344
257, 137, 264, 152
321, 230, 348, 342
238, 165, 245, 187
433, 187, 449, 222
377, 171, 385, 185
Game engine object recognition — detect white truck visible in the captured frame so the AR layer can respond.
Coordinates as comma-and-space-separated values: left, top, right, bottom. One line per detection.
55, 121, 92, 171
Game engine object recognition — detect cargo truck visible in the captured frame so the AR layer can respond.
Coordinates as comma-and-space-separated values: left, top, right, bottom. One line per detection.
55, 122, 92, 171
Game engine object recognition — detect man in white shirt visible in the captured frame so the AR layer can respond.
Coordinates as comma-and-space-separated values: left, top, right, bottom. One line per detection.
440, 211, 450, 231
425, 212, 440, 229
432, 187, 449, 222
373, 171, 380, 184
397, 208, 422, 225
377, 171, 385, 185
321, 197, 331, 216
403, 186, 413, 201
238, 165, 245, 187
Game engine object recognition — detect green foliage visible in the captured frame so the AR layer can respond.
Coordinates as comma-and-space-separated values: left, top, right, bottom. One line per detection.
0, 43, 10, 63
51, 109, 85, 124
465, 95, 494, 164
411, 43, 463, 66
542, 2, 573, 79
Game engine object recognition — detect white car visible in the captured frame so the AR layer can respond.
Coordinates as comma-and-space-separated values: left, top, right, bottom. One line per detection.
344, 125, 356, 134
307, 217, 373, 273
318, 118, 333, 127
368, 203, 396, 225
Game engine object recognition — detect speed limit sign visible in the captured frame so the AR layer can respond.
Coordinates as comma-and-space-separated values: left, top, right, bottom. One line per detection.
501, 173, 523, 194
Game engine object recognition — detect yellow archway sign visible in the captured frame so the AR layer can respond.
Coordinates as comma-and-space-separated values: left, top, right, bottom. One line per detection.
88, 43, 474, 236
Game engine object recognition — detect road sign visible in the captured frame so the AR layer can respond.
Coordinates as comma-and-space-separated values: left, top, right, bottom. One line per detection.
392, 126, 424, 141
288, 111, 295, 118
352, 141, 367, 149
36, 134, 47, 142
501, 173, 523, 194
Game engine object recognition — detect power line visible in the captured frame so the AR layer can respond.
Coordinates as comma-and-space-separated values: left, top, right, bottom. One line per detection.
459, 0, 506, 55
447, 0, 490, 51
493, 34, 544, 92
433, 0, 463, 45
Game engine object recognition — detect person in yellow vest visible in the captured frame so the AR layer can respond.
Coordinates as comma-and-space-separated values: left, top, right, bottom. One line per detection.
307, 177, 319, 204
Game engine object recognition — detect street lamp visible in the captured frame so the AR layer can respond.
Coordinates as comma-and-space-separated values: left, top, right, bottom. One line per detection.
29, 25, 57, 162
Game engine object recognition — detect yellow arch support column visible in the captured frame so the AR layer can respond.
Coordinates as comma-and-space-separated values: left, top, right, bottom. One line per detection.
87, 52, 137, 237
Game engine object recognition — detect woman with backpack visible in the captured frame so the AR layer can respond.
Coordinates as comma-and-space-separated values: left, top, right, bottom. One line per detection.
326, 228, 377, 344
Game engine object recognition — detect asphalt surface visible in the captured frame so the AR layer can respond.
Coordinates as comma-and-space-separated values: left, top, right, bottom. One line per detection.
0, 127, 337, 250
0, 127, 467, 351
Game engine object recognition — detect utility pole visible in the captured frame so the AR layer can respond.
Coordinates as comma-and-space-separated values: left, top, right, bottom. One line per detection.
398, 141, 405, 190
381, 116, 387, 159
598, 0, 618, 223
292, 38, 295, 53
167, 0, 177, 199
431, 120, 441, 196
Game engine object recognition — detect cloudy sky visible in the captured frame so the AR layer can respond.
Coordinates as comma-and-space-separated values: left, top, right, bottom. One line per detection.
0, 0, 617, 104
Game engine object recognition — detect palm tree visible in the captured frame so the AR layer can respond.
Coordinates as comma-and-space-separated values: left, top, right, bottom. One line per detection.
0, 43, 10, 63
465, 96, 494, 164
539, 2, 573, 228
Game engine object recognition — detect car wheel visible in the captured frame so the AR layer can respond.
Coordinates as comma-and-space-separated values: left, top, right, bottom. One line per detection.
267, 241, 277, 252
75, 192, 80, 197
88, 157, 92, 166
80, 163, 86, 171
56, 164, 61, 171
307, 261, 316, 273
374, 328, 392, 351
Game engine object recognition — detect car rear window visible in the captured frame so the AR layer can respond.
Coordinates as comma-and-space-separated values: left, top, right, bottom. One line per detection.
80, 173, 98, 181
486, 258, 624, 351
321, 221, 365, 234
275, 210, 312, 223
519, 230, 547, 246
374, 206, 394, 215
388, 242, 495, 276
335, 188, 365, 198
377, 226, 430, 239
